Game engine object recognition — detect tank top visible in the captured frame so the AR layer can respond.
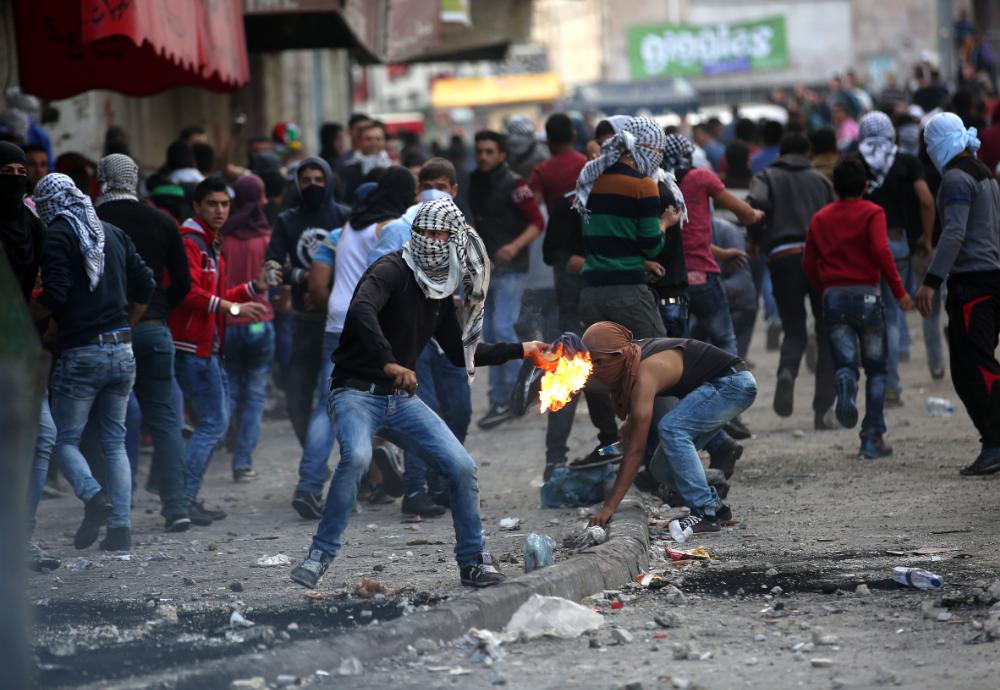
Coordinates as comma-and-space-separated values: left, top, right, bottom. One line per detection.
327, 221, 378, 333
638, 338, 742, 398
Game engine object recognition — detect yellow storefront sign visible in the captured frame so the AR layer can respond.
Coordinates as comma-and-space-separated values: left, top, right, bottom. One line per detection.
431, 72, 563, 108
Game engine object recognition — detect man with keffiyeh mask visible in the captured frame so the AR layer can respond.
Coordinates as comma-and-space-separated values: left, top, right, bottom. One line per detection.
29, 172, 155, 553
290, 197, 545, 591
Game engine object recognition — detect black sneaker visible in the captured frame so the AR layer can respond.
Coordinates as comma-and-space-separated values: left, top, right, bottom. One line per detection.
477, 403, 516, 430
366, 485, 396, 505
75, 491, 112, 550
164, 514, 191, 533
708, 442, 743, 479
233, 468, 258, 482
430, 491, 451, 509
100, 526, 131, 552
568, 443, 622, 470
959, 447, 1000, 476
773, 370, 794, 417
723, 415, 752, 440
668, 513, 721, 543
835, 376, 859, 428
460, 553, 506, 588
859, 435, 893, 459
716, 504, 733, 523
884, 390, 903, 408
189, 500, 227, 525
401, 491, 447, 518
372, 445, 404, 498
292, 490, 324, 520
290, 549, 332, 589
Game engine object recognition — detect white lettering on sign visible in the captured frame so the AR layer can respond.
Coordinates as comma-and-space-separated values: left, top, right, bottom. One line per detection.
639, 24, 776, 74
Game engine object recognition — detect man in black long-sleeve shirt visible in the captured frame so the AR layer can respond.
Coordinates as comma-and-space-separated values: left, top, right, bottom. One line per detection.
95, 154, 193, 532
30, 173, 154, 553
291, 198, 542, 590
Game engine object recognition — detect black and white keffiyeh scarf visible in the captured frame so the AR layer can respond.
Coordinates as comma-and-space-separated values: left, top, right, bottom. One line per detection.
34, 173, 106, 291
404, 197, 490, 381
659, 133, 695, 227
95, 153, 139, 207
573, 116, 667, 217
858, 111, 898, 192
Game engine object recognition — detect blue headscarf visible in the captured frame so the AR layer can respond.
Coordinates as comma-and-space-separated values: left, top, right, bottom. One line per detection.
924, 112, 981, 173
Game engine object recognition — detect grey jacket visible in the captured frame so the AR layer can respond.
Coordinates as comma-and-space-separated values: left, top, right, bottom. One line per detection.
925, 156, 1000, 288
748, 154, 835, 252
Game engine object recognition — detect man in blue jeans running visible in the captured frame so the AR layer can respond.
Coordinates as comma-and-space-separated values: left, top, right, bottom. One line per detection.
583, 322, 756, 542
290, 198, 543, 589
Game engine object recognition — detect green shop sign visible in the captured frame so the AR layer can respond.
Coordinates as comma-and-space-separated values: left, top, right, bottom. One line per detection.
628, 16, 789, 79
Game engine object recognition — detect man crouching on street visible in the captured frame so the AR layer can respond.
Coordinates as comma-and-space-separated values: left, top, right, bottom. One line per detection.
584, 322, 757, 541
291, 197, 544, 589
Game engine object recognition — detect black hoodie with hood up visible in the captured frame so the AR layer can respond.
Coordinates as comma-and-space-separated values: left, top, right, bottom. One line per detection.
264, 156, 350, 316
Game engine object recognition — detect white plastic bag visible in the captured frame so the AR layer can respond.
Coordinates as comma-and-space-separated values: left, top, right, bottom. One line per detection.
506, 594, 604, 640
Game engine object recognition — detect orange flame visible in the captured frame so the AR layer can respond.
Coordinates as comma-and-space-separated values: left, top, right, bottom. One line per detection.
529, 344, 593, 413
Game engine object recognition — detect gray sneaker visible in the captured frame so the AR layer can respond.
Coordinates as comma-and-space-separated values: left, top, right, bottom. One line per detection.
290, 549, 332, 589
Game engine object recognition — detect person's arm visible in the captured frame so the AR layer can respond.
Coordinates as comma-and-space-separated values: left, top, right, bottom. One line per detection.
802, 218, 822, 293
435, 300, 525, 368
711, 244, 749, 268
123, 231, 155, 312
713, 188, 765, 226
31, 224, 73, 320
869, 208, 907, 302
127, 303, 148, 325
913, 178, 936, 255
163, 218, 192, 310
495, 181, 545, 264
588, 378, 656, 528
347, 260, 404, 371
264, 216, 300, 285
917, 173, 973, 315
307, 261, 332, 312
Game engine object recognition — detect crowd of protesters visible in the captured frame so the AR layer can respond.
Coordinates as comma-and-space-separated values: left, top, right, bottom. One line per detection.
2, 50, 999, 584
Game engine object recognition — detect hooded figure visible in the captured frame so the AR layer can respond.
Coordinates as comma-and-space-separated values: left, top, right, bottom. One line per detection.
924, 112, 981, 173
0, 141, 45, 300
581, 321, 641, 420
858, 112, 898, 192
95, 153, 139, 207
404, 197, 490, 380
659, 134, 693, 225
505, 115, 549, 178
222, 174, 270, 239
348, 165, 416, 231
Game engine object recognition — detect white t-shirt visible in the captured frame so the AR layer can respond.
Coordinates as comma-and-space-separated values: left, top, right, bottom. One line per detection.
326, 221, 379, 333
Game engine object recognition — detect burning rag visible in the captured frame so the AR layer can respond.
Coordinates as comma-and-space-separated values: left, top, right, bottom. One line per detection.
582, 321, 641, 420
34, 173, 105, 291
858, 111, 898, 192
404, 197, 490, 381
95, 153, 139, 207
573, 116, 667, 217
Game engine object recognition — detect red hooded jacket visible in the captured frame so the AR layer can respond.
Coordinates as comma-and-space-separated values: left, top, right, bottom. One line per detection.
977, 102, 1000, 172
169, 217, 258, 358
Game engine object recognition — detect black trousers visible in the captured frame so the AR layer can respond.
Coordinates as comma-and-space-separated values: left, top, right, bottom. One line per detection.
544, 270, 619, 465
769, 253, 835, 413
946, 276, 1000, 447
286, 316, 326, 449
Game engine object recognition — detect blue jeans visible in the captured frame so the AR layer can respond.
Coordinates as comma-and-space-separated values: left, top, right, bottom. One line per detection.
175, 353, 229, 501
297, 331, 341, 495
225, 322, 275, 470
648, 370, 757, 516
312, 388, 484, 566
658, 299, 689, 338
50, 343, 136, 528
484, 272, 526, 405
687, 274, 738, 355
404, 342, 472, 495
28, 397, 56, 532
881, 235, 910, 396
82, 392, 141, 494
824, 289, 888, 438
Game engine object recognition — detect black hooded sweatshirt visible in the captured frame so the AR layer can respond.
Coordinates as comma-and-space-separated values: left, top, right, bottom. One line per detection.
0, 142, 45, 301
264, 156, 350, 316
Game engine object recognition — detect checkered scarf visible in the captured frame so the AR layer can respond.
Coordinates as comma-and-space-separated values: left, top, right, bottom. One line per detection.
404, 197, 491, 381
573, 116, 666, 217
95, 153, 139, 207
858, 112, 897, 192
34, 173, 105, 291
659, 134, 695, 227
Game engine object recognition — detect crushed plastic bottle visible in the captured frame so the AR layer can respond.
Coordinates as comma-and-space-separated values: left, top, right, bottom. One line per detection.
892, 566, 943, 590
597, 442, 623, 458
925, 397, 955, 417
523, 533, 556, 573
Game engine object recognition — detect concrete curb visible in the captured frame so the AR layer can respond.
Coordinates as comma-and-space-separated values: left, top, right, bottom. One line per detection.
99, 497, 648, 689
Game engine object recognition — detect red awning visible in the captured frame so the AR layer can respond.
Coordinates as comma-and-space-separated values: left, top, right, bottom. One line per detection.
16, 0, 249, 100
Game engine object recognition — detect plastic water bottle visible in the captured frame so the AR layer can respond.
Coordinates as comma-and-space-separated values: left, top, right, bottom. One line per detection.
892, 566, 943, 590
597, 442, 623, 458
925, 397, 955, 417
523, 533, 556, 573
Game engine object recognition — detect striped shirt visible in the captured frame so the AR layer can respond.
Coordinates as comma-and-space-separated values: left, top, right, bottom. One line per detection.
582, 162, 664, 286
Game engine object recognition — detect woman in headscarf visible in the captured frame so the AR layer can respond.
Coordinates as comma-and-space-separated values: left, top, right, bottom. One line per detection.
915, 113, 1000, 477
856, 111, 937, 398
219, 174, 275, 482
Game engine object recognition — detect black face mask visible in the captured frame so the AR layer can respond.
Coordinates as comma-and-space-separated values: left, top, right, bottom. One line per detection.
300, 184, 325, 209
0, 174, 27, 218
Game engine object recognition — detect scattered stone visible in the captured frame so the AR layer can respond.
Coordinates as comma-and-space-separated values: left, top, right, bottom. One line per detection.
672, 642, 693, 660
230, 610, 255, 629
811, 658, 834, 668
240, 626, 275, 645
589, 637, 604, 649
49, 641, 76, 658
812, 629, 839, 646
182, 577, 196, 586
230, 678, 266, 690
856, 584, 872, 596
252, 554, 291, 567
746, 657, 759, 666
664, 585, 686, 605
229, 581, 244, 592
770, 586, 784, 596
286, 622, 299, 631
337, 656, 364, 676
275, 675, 299, 687
654, 613, 680, 629
792, 430, 806, 439
155, 604, 179, 624
765, 567, 779, 578
612, 628, 634, 645
491, 672, 508, 686
414, 637, 437, 655
754, 633, 767, 642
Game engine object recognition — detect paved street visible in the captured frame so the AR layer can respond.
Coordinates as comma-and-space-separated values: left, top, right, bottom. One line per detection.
30, 312, 1000, 688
